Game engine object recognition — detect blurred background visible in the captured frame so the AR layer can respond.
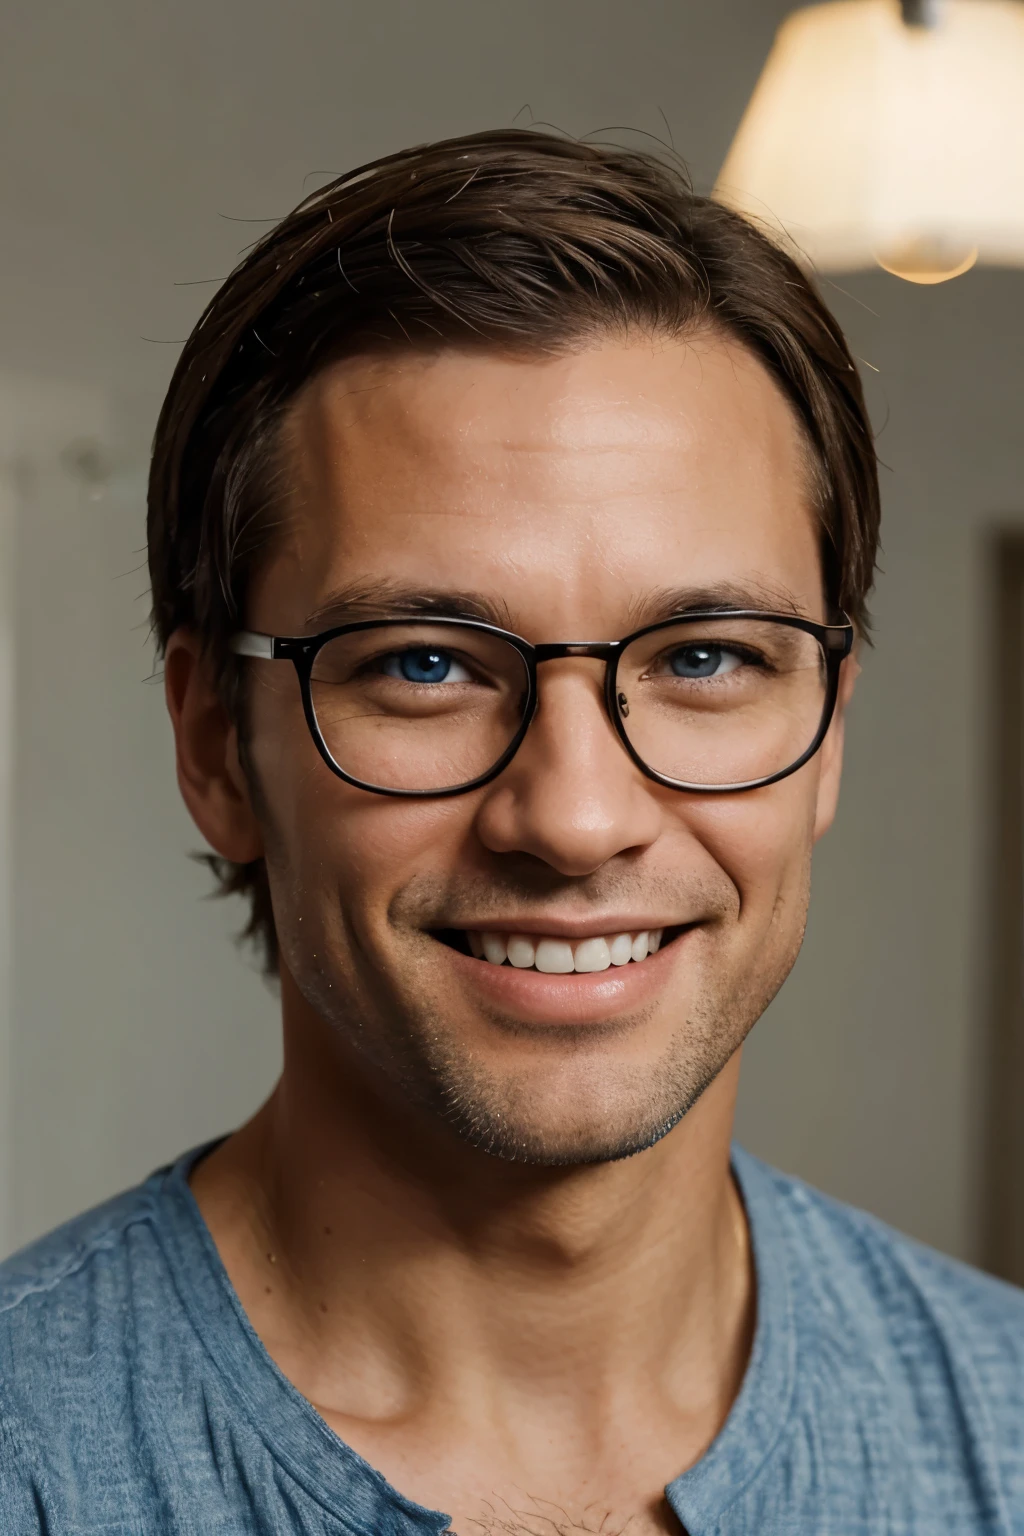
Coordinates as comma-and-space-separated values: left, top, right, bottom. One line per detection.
1, 0, 1022, 1271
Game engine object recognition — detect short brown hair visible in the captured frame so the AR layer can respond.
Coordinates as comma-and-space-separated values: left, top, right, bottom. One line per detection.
148, 127, 880, 975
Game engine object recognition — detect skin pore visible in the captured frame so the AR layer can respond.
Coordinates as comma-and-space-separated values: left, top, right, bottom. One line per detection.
166, 332, 855, 1535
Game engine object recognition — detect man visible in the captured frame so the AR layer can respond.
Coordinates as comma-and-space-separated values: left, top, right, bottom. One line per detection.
1, 129, 1021, 1535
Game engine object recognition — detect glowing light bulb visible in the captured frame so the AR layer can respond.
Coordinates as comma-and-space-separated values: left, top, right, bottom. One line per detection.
874, 240, 978, 283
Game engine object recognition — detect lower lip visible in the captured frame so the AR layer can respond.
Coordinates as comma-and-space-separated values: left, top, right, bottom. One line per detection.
439, 933, 693, 1027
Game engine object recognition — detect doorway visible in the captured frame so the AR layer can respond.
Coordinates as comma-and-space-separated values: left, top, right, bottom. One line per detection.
984, 531, 1024, 1284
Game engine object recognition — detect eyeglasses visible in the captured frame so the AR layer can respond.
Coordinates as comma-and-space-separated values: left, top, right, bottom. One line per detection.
230, 611, 853, 798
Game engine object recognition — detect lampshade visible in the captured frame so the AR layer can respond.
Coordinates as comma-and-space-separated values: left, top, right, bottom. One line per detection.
714, 0, 1024, 282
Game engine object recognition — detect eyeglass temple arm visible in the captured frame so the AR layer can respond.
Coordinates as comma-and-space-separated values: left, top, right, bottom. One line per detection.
826, 622, 855, 656
230, 630, 277, 659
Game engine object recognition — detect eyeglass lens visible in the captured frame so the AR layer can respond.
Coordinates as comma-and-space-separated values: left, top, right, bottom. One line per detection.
616, 617, 828, 787
307, 618, 829, 793
308, 624, 530, 792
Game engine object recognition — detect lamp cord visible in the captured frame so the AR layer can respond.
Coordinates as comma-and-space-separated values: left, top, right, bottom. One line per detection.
901, 0, 941, 26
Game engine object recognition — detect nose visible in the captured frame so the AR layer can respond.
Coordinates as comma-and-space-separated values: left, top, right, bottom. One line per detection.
473, 661, 662, 876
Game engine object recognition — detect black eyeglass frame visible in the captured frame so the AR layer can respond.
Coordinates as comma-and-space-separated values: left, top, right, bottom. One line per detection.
231, 610, 854, 799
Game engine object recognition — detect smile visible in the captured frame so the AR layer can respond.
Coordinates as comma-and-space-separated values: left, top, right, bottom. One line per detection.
466, 929, 664, 973
430, 922, 694, 1027
432, 922, 692, 975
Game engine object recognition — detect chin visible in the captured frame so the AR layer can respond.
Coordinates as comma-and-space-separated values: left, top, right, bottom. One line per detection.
423, 1045, 727, 1168
452, 1108, 688, 1167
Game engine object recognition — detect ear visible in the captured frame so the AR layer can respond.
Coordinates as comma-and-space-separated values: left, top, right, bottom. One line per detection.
163, 628, 264, 863
812, 651, 860, 843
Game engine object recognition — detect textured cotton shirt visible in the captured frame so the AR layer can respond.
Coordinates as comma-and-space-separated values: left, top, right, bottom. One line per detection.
1, 1142, 1023, 1534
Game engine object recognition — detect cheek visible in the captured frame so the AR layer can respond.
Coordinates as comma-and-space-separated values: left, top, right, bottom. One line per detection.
678, 767, 820, 914
316, 796, 475, 900
246, 687, 474, 919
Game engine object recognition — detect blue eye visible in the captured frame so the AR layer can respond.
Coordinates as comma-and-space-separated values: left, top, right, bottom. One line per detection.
382, 648, 471, 684
668, 645, 741, 679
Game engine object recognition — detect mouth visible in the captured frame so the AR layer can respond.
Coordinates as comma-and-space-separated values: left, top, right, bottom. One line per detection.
433, 924, 690, 974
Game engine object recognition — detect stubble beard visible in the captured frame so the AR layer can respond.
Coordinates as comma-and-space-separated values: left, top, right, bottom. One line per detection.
280, 917, 804, 1169
406, 941, 800, 1165
404, 999, 737, 1166
260, 788, 811, 1167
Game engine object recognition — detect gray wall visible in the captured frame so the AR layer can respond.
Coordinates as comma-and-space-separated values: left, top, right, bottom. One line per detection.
1, 0, 1020, 1260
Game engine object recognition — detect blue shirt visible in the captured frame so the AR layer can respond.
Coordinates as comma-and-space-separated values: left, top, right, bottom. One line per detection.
1, 1143, 1023, 1534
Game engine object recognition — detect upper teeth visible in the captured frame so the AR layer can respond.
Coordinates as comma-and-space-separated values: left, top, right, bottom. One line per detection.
467, 929, 663, 973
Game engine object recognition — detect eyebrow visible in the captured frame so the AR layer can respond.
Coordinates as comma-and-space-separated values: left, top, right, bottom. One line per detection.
631, 580, 808, 626
302, 576, 811, 635
303, 580, 515, 631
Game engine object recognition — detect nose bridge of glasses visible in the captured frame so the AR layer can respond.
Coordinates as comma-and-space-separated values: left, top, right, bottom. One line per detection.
532, 641, 621, 664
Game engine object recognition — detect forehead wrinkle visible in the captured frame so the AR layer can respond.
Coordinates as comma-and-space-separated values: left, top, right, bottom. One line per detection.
307, 340, 737, 476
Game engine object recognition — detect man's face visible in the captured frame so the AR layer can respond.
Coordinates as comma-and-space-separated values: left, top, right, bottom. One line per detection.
239, 333, 850, 1163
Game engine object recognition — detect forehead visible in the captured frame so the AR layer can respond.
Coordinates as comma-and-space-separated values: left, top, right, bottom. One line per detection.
255, 334, 823, 632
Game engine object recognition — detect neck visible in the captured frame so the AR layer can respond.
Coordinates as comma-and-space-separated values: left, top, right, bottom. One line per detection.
192, 968, 753, 1435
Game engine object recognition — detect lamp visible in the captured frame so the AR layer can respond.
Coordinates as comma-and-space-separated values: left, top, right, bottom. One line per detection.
713, 0, 1024, 283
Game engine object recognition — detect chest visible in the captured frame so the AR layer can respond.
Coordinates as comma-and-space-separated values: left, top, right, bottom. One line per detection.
444, 1491, 686, 1536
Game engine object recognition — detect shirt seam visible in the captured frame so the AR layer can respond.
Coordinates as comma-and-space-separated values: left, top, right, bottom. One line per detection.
692, 1192, 799, 1521
0, 1205, 160, 1316
667, 1149, 800, 1529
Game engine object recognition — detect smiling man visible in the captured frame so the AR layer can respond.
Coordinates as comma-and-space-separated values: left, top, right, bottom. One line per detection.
2, 130, 1023, 1535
